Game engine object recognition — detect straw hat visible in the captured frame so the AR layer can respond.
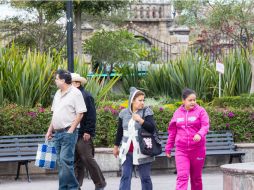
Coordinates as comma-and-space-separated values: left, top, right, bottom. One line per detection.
71, 73, 87, 85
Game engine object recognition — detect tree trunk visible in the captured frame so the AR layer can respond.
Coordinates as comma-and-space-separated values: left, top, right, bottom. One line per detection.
75, 6, 82, 57
250, 54, 254, 93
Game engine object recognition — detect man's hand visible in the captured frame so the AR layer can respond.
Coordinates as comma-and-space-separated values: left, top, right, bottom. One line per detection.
83, 133, 91, 141
113, 146, 119, 158
67, 127, 75, 133
45, 131, 52, 140
45, 124, 53, 140
193, 134, 201, 142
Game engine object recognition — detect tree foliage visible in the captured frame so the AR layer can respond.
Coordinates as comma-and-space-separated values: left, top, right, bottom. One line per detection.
84, 29, 140, 74
72, 0, 131, 55
1, 0, 131, 53
174, 0, 254, 93
0, 1, 65, 52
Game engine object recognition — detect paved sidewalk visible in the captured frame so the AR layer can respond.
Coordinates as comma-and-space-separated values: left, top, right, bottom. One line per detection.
0, 170, 223, 190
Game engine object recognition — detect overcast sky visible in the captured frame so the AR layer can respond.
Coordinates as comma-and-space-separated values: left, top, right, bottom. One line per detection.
0, 3, 66, 24
0, 3, 27, 20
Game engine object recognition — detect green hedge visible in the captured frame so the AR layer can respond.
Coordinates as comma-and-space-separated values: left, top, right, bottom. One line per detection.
0, 104, 51, 135
0, 103, 254, 146
212, 96, 254, 108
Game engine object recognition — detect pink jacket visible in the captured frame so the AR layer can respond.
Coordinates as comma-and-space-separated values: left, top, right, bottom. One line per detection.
165, 104, 210, 154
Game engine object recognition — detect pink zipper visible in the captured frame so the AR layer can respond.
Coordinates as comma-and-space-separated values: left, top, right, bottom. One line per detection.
185, 110, 189, 149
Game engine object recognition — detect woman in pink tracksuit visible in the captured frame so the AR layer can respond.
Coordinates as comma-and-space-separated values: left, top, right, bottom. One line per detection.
165, 88, 210, 190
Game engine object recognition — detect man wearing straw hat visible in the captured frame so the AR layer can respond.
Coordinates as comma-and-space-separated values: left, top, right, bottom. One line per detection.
71, 73, 106, 190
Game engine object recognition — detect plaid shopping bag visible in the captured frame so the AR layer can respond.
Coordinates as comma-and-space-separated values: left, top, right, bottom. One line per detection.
35, 141, 56, 169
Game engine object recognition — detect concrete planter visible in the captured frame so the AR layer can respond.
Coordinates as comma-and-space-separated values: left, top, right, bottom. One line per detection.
221, 162, 254, 190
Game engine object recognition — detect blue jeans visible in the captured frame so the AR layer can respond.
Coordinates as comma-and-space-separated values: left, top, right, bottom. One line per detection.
119, 153, 153, 190
54, 129, 79, 190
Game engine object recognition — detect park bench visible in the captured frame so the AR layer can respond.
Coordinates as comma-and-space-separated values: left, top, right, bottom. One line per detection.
0, 134, 45, 182
158, 130, 245, 163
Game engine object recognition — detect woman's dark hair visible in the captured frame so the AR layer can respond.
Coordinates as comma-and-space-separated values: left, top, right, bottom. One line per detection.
133, 91, 145, 101
182, 88, 196, 100
56, 69, 72, 84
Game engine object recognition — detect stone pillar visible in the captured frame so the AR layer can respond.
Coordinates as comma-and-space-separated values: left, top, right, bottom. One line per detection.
155, 6, 159, 18
140, 6, 144, 19
162, 3, 171, 18
146, 6, 150, 19
149, 6, 153, 18
169, 25, 190, 59
158, 21, 168, 43
136, 5, 140, 19
221, 162, 254, 190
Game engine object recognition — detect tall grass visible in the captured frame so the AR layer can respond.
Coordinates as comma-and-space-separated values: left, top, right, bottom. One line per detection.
85, 74, 120, 106
140, 50, 250, 100
1, 45, 250, 106
116, 63, 144, 93
222, 49, 251, 96
0, 45, 61, 106
74, 57, 90, 77
72, 58, 120, 106
144, 53, 217, 100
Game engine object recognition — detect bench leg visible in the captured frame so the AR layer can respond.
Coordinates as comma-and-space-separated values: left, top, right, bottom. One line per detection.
15, 161, 31, 182
239, 155, 243, 163
15, 162, 21, 181
229, 156, 233, 164
24, 161, 31, 182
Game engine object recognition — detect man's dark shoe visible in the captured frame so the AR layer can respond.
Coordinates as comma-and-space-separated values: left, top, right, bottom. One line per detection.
95, 181, 106, 190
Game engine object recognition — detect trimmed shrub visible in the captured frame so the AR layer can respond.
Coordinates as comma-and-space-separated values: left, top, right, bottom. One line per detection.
1, 102, 254, 146
212, 96, 254, 108
0, 104, 51, 136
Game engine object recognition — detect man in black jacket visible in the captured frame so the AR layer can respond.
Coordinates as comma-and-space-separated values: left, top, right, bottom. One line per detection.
71, 73, 106, 190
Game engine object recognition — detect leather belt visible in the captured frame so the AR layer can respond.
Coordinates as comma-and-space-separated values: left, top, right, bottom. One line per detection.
54, 126, 70, 133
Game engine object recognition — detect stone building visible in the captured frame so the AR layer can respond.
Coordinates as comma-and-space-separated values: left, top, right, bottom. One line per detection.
77, 0, 190, 62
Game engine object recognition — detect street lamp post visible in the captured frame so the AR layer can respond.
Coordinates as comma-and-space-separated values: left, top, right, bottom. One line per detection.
66, 0, 74, 72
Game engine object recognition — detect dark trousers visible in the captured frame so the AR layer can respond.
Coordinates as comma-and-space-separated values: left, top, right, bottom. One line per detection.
75, 136, 106, 189
119, 153, 153, 190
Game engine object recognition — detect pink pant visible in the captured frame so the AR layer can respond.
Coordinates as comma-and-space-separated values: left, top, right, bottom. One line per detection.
175, 147, 205, 190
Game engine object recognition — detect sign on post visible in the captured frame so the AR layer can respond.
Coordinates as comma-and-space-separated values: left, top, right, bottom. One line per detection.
216, 60, 224, 98
216, 61, 224, 74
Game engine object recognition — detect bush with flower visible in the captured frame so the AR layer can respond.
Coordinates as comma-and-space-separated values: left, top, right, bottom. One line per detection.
0, 104, 51, 136
1, 97, 254, 146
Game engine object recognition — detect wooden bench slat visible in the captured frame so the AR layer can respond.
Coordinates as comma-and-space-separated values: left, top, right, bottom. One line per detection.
206, 150, 245, 155
0, 138, 45, 143
0, 147, 38, 153
206, 142, 232, 146
0, 156, 36, 162
0, 142, 43, 148
0, 134, 45, 139
206, 146, 234, 150
0, 152, 37, 157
